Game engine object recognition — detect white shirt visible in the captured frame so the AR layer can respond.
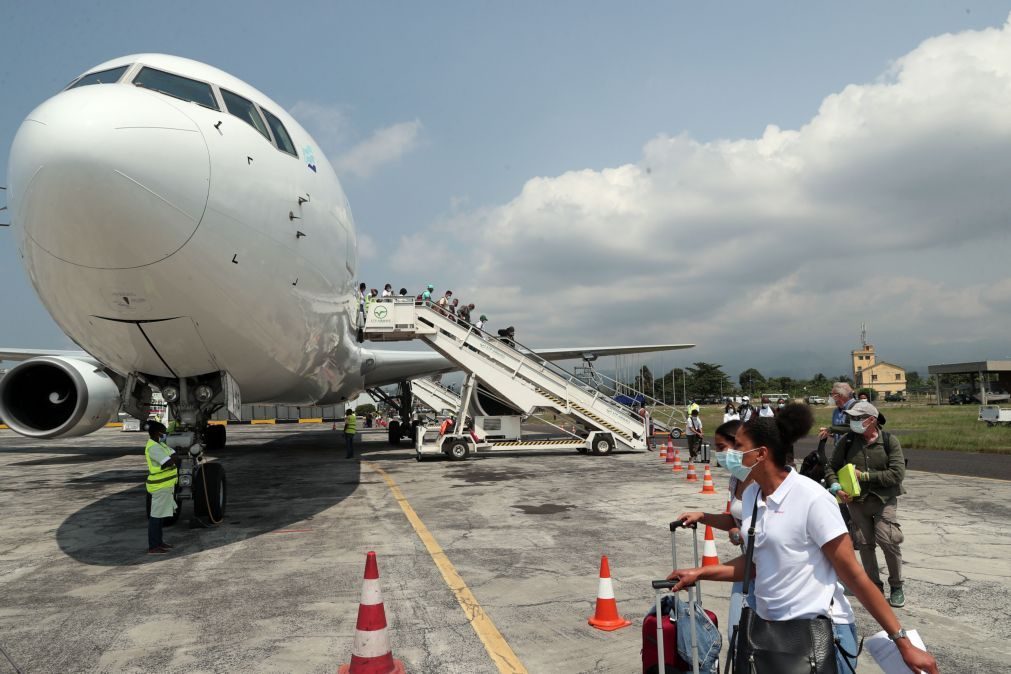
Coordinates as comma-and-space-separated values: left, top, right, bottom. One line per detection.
686, 416, 702, 436
723, 411, 740, 423
475, 320, 485, 330
741, 469, 849, 622
759, 405, 775, 417
381, 289, 392, 297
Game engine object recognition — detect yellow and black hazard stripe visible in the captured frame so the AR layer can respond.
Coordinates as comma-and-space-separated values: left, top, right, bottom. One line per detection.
492, 439, 585, 447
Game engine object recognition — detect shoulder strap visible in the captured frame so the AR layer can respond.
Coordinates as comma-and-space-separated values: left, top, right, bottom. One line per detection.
741, 494, 760, 596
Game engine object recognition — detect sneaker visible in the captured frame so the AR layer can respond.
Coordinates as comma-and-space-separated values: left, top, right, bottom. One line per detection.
160, 542, 174, 549
888, 587, 905, 608
147, 547, 168, 555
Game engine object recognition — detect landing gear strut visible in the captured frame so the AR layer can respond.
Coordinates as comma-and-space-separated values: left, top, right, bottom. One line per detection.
128, 371, 233, 525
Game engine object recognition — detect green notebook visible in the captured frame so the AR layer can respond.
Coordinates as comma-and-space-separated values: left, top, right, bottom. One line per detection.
838, 463, 861, 501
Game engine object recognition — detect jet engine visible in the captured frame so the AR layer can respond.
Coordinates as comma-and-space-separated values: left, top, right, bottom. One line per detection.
0, 356, 121, 438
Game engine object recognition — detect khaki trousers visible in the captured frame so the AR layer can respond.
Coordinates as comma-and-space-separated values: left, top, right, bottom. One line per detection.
847, 496, 904, 589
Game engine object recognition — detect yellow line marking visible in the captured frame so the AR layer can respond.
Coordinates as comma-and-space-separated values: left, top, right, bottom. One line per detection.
0, 424, 8, 430
250, 419, 276, 425
366, 462, 527, 674
298, 418, 323, 424
208, 420, 229, 426
106, 422, 124, 428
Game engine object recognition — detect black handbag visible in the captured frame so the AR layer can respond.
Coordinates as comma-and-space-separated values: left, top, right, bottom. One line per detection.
728, 495, 839, 674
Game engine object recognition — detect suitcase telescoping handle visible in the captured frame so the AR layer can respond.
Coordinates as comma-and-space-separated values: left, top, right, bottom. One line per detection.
668, 520, 702, 674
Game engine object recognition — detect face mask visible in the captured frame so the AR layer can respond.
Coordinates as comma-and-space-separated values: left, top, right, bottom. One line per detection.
849, 419, 867, 434
725, 448, 758, 481
714, 451, 728, 467
159, 434, 168, 443
778, 403, 785, 409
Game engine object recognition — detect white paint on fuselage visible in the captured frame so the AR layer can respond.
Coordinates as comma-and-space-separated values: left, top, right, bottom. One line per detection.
7, 54, 368, 404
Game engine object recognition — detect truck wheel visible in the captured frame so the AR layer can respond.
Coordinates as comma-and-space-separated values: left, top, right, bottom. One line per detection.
145, 489, 182, 527
388, 420, 401, 445
446, 439, 470, 461
206, 424, 226, 450
193, 462, 227, 521
671, 429, 682, 439
591, 436, 614, 456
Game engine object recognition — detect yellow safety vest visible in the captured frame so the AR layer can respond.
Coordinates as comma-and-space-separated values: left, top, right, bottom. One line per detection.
145, 438, 178, 494
344, 413, 357, 435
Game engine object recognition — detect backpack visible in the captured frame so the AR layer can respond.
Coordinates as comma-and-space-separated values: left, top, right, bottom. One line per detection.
835, 430, 907, 469
799, 438, 829, 483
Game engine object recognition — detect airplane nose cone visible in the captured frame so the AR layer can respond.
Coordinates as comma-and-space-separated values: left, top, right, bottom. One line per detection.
7, 85, 209, 269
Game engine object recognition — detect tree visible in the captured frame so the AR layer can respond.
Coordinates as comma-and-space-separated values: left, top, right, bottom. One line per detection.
906, 371, 923, 390
688, 362, 731, 399
738, 368, 765, 396
635, 365, 654, 396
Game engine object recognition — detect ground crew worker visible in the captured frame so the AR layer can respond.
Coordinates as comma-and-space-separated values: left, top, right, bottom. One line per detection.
343, 408, 357, 459
823, 401, 908, 608
144, 421, 179, 554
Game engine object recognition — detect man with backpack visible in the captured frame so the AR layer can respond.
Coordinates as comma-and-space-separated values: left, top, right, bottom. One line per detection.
823, 401, 908, 608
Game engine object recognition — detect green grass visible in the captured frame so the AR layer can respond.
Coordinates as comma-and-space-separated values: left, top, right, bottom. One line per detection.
692, 405, 1011, 454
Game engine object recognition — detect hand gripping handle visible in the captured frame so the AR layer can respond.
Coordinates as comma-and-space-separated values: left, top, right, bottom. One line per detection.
670, 520, 697, 532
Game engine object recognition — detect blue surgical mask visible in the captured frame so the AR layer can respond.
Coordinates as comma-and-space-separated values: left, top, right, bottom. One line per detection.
714, 451, 728, 467
849, 419, 867, 434
725, 448, 758, 481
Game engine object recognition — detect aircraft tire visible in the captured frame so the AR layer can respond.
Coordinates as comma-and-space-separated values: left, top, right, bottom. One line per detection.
145, 488, 182, 527
388, 420, 401, 445
193, 462, 227, 521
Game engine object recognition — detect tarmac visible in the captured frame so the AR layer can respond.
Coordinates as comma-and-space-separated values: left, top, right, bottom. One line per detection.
0, 425, 1009, 673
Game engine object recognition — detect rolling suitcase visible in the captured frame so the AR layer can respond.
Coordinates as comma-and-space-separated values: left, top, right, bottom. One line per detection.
643, 522, 720, 674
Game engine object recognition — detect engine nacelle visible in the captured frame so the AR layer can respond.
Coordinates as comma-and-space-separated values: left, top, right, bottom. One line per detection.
0, 356, 121, 438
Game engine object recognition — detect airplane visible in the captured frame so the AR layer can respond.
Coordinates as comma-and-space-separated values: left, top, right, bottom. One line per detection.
0, 54, 691, 520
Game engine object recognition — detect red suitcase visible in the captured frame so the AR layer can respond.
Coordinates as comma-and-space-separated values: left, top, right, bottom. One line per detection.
642, 522, 719, 674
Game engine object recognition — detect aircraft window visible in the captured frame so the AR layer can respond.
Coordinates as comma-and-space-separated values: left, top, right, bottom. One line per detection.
132, 66, 219, 110
67, 65, 130, 89
221, 89, 270, 140
261, 108, 297, 157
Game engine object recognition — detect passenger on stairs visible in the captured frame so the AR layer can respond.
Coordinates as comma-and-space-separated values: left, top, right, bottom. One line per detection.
421, 284, 434, 302
381, 283, 393, 297
475, 314, 488, 330
449, 298, 459, 318
436, 290, 453, 315
457, 303, 474, 324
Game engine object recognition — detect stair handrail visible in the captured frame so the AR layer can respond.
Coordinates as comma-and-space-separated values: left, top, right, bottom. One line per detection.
409, 299, 650, 433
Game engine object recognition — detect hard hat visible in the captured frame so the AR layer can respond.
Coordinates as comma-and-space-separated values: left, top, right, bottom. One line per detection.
742, 395, 750, 401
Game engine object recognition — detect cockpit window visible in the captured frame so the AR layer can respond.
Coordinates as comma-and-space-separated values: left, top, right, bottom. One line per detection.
221, 89, 270, 140
132, 66, 219, 110
67, 65, 129, 89
261, 108, 297, 157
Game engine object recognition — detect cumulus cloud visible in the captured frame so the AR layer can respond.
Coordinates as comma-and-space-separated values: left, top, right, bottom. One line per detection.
335, 120, 423, 179
389, 18, 1011, 375
289, 103, 422, 179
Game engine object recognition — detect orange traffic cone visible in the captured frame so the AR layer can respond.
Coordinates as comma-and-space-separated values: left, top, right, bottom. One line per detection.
339, 552, 406, 674
685, 461, 698, 482
659, 445, 667, 461
724, 500, 731, 514
587, 555, 632, 631
665, 441, 676, 463
671, 451, 683, 473
701, 526, 720, 567
332, 420, 337, 431
700, 465, 717, 494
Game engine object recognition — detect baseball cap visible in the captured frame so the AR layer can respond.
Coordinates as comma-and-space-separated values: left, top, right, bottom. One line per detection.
843, 401, 879, 418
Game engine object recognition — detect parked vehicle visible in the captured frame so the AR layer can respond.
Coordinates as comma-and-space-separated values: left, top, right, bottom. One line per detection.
883, 392, 906, 402
806, 395, 828, 405
949, 393, 973, 405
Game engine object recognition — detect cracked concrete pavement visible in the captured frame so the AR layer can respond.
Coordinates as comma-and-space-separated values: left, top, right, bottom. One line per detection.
1, 425, 1009, 672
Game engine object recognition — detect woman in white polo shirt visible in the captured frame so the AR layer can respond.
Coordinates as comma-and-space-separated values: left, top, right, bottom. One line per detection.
669, 404, 937, 674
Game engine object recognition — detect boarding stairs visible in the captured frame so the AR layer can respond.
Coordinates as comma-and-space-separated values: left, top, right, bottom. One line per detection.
363, 298, 653, 451
411, 377, 462, 415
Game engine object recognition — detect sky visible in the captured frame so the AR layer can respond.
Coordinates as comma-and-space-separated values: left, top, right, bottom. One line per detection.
3, 1, 1011, 383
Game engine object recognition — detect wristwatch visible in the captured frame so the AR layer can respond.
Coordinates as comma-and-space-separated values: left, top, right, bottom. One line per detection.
887, 628, 908, 642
